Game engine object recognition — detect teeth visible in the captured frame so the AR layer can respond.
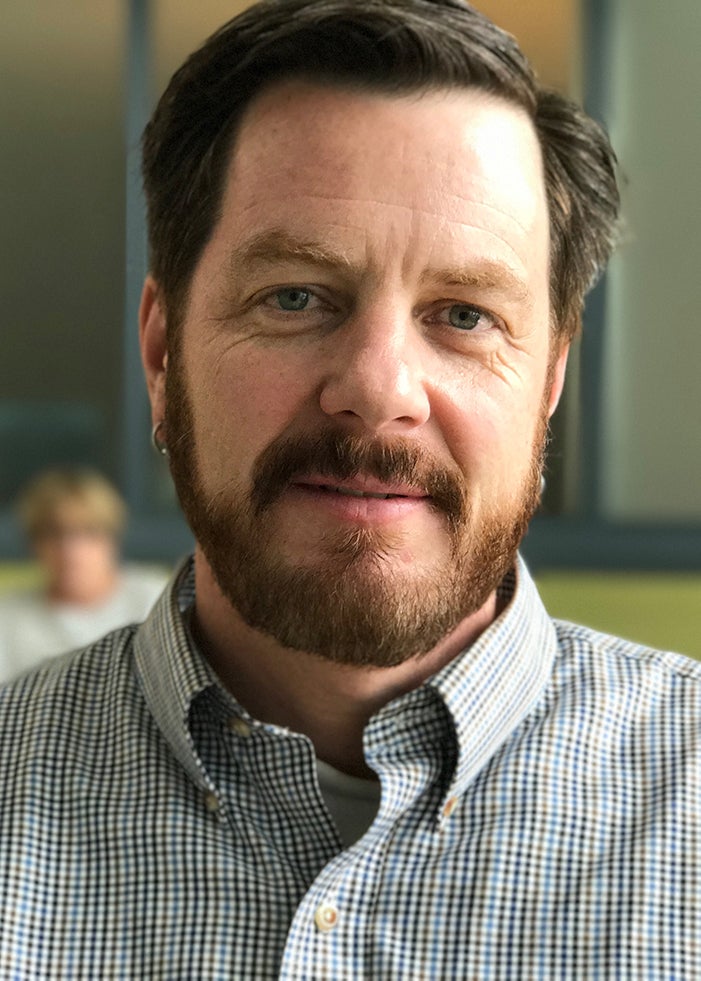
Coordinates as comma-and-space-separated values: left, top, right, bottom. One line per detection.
331, 487, 392, 500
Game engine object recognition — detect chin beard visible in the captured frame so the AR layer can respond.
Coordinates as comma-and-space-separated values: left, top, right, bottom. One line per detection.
166, 386, 545, 667
194, 504, 531, 667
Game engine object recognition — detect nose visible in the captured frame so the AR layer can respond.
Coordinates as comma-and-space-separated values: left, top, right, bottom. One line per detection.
318, 306, 431, 433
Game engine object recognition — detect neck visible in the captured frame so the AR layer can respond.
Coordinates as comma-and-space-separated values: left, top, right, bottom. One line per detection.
192, 550, 498, 778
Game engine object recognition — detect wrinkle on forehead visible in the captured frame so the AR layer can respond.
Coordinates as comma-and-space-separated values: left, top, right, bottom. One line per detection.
206, 82, 550, 312
235, 191, 535, 242
222, 205, 536, 295
230, 82, 547, 223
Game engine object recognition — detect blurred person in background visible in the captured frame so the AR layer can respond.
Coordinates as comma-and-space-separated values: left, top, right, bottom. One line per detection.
0, 468, 167, 682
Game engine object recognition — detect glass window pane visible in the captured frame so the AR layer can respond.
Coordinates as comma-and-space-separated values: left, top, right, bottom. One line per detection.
602, 0, 701, 522
1, 1, 125, 511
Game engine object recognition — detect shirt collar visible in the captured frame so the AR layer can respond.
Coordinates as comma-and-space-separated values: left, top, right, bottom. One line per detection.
134, 556, 221, 802
134, 553, 556, 814
426, 554, 558, 804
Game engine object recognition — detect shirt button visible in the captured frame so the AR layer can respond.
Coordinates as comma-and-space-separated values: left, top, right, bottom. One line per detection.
314, 903, 339, 932
204, 792, 220, 813
442, 796, 458, 819
228, 716, 252, 738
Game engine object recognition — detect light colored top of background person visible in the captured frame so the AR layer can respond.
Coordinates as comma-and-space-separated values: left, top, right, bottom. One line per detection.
0, 468, 167, 682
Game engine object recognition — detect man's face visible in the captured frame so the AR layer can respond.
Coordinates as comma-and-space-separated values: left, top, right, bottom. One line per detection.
149, 82, 567, 666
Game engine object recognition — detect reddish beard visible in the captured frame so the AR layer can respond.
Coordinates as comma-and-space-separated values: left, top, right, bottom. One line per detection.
165, 357, 548, 667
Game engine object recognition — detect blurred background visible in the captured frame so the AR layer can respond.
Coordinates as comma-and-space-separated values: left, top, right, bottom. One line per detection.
1, 0, 700, 657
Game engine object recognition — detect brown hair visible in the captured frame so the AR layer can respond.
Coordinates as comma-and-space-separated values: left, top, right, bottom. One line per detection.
142, 0, 619, 341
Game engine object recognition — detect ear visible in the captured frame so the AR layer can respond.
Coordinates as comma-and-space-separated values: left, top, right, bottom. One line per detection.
139, 275, 168, 428
546, 342, 570, 419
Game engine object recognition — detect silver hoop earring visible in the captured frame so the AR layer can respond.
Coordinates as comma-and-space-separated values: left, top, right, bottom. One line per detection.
151, 421, 168, 457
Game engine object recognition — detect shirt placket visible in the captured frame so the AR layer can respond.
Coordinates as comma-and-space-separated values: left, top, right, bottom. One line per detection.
279, 691, 453, 979
193, 696, 347, 970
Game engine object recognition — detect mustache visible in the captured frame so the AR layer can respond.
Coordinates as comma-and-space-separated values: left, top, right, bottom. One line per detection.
250, 430, 468, 528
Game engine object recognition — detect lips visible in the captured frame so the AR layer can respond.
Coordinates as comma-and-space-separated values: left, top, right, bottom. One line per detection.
321, 486, 398, 500
294, 476, 429, 501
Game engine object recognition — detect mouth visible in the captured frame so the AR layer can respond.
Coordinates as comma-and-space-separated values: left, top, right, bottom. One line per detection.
294, 476, 428, 500
315, 485, 403, 500
283, 475, 431, 525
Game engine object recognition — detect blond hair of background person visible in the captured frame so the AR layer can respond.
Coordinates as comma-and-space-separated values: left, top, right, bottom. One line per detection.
0, 468, 167, 682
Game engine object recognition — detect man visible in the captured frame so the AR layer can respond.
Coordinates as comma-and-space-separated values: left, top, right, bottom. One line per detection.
0, 1, 698, 977
0, 469, 166, 682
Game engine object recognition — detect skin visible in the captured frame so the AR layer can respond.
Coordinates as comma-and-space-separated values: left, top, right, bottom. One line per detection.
140, 82, 569, 776
34, 503, 119, 605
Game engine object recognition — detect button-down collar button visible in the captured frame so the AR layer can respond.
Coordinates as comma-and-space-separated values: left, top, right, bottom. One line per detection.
204, 792, 220, 813
228, 716, 252, 738
442, 795, 458, 819
314, 903, 339, 932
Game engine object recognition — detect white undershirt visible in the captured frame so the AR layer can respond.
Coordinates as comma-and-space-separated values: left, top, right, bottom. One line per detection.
316, 758, 382, 849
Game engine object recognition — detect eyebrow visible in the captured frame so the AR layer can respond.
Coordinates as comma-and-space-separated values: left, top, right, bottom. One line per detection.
419, 262, 531, 303
226, 229, 531, 303
225, 230, 361, 277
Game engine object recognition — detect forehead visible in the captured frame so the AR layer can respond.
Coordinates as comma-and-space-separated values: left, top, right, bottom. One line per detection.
211, 80, 549, 284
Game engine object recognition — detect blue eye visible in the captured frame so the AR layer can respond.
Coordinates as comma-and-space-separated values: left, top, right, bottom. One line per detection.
448, 304, 481, 331
275, 288, 311, 311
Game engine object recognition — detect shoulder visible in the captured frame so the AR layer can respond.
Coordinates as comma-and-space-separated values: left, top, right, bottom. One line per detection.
121, 563, 170, 588
0, 590, 43, 638
99, 564, 170, 623
553, 619, 701, 684
0, 588, 43, 615
525, 622, 701, 817
119, 564, 169, 600
0, 617, 186, 909
0, 622, 156, 839
549, 619, 701, 733
0, 624, 142, 755
0, 590, 56, 679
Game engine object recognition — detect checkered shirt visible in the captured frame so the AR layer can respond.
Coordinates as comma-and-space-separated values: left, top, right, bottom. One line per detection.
1, 556, 700, 979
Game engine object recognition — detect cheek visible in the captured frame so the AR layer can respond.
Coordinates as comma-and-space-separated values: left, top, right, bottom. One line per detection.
190, 348, 316, 479
435, 366, 546, 481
